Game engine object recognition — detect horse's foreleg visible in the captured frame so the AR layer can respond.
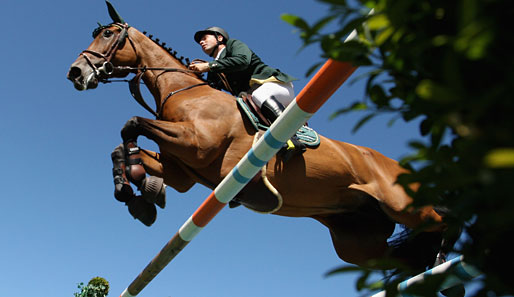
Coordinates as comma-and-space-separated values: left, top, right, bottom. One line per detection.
111, 144, 134, 203
111, 144, 157, 227
119, 117, 156, 183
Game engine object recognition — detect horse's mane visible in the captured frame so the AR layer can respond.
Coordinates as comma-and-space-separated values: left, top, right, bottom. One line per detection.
141, 31, 190, 66
141, 29, 206, 81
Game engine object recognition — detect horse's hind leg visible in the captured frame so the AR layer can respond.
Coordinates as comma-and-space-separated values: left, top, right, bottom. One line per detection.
314, 209, 395, 268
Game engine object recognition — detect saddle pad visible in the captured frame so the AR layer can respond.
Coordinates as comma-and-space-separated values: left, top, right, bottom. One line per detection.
236, 97, 320, 148
236, 97, 266, 131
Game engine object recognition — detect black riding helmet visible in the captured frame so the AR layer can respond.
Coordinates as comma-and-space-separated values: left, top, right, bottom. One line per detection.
194, 26, 230, 44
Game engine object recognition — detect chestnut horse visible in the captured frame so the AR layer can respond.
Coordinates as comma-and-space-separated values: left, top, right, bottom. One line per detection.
67, 3, 446, 271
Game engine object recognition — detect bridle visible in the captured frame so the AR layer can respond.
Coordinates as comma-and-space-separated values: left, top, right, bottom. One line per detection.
79, 22, 207, 119
80, 23, 130, 79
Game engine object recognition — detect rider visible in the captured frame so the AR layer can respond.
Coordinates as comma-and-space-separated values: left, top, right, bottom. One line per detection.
188, 26, 305, 160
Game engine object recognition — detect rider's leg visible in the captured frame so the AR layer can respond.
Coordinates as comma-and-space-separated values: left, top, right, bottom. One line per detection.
250, 81, 295, 108
251, 82, 306, 160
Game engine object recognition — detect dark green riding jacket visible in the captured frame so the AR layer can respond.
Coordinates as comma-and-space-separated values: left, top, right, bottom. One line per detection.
207, 39, 295, 96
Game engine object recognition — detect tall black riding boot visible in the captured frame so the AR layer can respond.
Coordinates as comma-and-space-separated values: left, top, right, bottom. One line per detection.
260, 97, 306, 161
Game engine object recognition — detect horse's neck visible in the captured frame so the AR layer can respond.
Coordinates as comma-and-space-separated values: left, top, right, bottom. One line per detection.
136, 38, 203, 108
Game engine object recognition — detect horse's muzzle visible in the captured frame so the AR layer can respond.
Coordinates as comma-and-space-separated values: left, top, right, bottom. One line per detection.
67, 66, 98, 91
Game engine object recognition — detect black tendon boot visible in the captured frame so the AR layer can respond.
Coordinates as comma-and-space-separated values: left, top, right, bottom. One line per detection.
260, 97, 306, 161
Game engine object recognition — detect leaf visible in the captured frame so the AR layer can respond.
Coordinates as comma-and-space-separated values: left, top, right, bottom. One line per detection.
318, 0, 348, 5
387, 117, 398, 127
330, 102, 368, 119
375, 26, 394, 45
311, 15, 338, 34
280, 14, 310, 31
305, 61, 324, 77
367, 13, 390, 30
484, 148, 514, 168
352, 113, 376, 133
415, 79, 434, 99
408, 141, 428, 150
420, 117, 433, 136
325, 264, 367, 277
368, 84, 389, 106
337, 15, 370, 41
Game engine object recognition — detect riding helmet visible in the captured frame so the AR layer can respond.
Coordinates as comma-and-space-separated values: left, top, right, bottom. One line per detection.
194, 27, 230, 43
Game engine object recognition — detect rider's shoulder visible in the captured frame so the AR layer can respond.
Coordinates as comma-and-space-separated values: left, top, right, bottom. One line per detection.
226, 38, 248, 48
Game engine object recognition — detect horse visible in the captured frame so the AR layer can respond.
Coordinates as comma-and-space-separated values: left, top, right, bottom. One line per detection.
67, 2, 448, 272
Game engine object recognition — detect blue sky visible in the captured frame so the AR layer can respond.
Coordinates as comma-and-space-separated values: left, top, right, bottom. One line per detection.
0, 1, 453, 297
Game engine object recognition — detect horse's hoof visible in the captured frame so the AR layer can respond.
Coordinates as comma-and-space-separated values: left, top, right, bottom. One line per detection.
141, 176, 166, 209
127, 196, 157, 227
121, 116, 141, 143
114, 182, 134, 203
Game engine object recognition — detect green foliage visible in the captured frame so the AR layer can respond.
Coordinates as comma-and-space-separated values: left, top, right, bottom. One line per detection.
74, 277, 109, 297
284, 0, 514, 295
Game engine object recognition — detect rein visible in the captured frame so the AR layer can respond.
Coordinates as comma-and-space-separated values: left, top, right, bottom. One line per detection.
123, 66, 207, 119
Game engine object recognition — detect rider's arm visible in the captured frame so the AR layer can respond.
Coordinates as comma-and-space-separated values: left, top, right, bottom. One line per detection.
208, 39, 252, 73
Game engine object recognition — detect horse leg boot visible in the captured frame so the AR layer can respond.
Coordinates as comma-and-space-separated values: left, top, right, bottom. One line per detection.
111, 144, 157, 226
260, 97, 306, 161
111, 144, 134, 203
121, 117, 146, 186
121, 117, 166, 209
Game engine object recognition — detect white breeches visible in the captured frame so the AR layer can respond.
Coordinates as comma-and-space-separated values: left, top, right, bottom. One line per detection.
250, 81, 295, 108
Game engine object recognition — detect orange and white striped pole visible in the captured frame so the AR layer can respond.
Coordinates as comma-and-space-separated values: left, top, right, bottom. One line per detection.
119, 35, 359, 297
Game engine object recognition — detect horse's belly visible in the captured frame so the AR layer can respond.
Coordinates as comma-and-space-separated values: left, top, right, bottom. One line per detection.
266, 158, 370, 217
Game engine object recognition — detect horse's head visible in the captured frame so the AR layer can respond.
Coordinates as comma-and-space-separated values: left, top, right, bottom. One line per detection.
67, 1, 137, 90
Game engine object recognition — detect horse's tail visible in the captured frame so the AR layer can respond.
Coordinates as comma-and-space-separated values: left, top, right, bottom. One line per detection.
388, 205, 463, 273
388, 227, 444, 273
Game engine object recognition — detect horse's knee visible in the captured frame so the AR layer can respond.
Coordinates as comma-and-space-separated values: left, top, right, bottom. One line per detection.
121, 116, 142, 142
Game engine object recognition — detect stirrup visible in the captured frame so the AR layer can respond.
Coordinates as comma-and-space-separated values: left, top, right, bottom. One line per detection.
279, 137, 306, 162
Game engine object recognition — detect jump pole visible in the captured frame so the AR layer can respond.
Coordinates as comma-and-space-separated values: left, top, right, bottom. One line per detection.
119, 33, 359, 297
371, 256, 481, 297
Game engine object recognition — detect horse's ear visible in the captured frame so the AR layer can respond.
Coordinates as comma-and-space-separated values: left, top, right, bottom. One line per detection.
105, 0, 125, 24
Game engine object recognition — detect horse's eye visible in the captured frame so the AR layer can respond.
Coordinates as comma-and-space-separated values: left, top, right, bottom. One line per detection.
103, 30, 114, 38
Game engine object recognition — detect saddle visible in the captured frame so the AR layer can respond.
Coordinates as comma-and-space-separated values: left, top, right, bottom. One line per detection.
236, 93, 321, 148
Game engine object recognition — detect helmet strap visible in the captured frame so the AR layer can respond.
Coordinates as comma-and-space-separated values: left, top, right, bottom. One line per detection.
208, 32, 223, 57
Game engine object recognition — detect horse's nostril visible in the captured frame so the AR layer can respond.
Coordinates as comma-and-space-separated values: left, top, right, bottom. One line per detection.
68, 66, 82, 80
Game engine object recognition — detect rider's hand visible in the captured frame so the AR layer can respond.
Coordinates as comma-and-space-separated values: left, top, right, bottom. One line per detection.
188, 62, 210, 73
